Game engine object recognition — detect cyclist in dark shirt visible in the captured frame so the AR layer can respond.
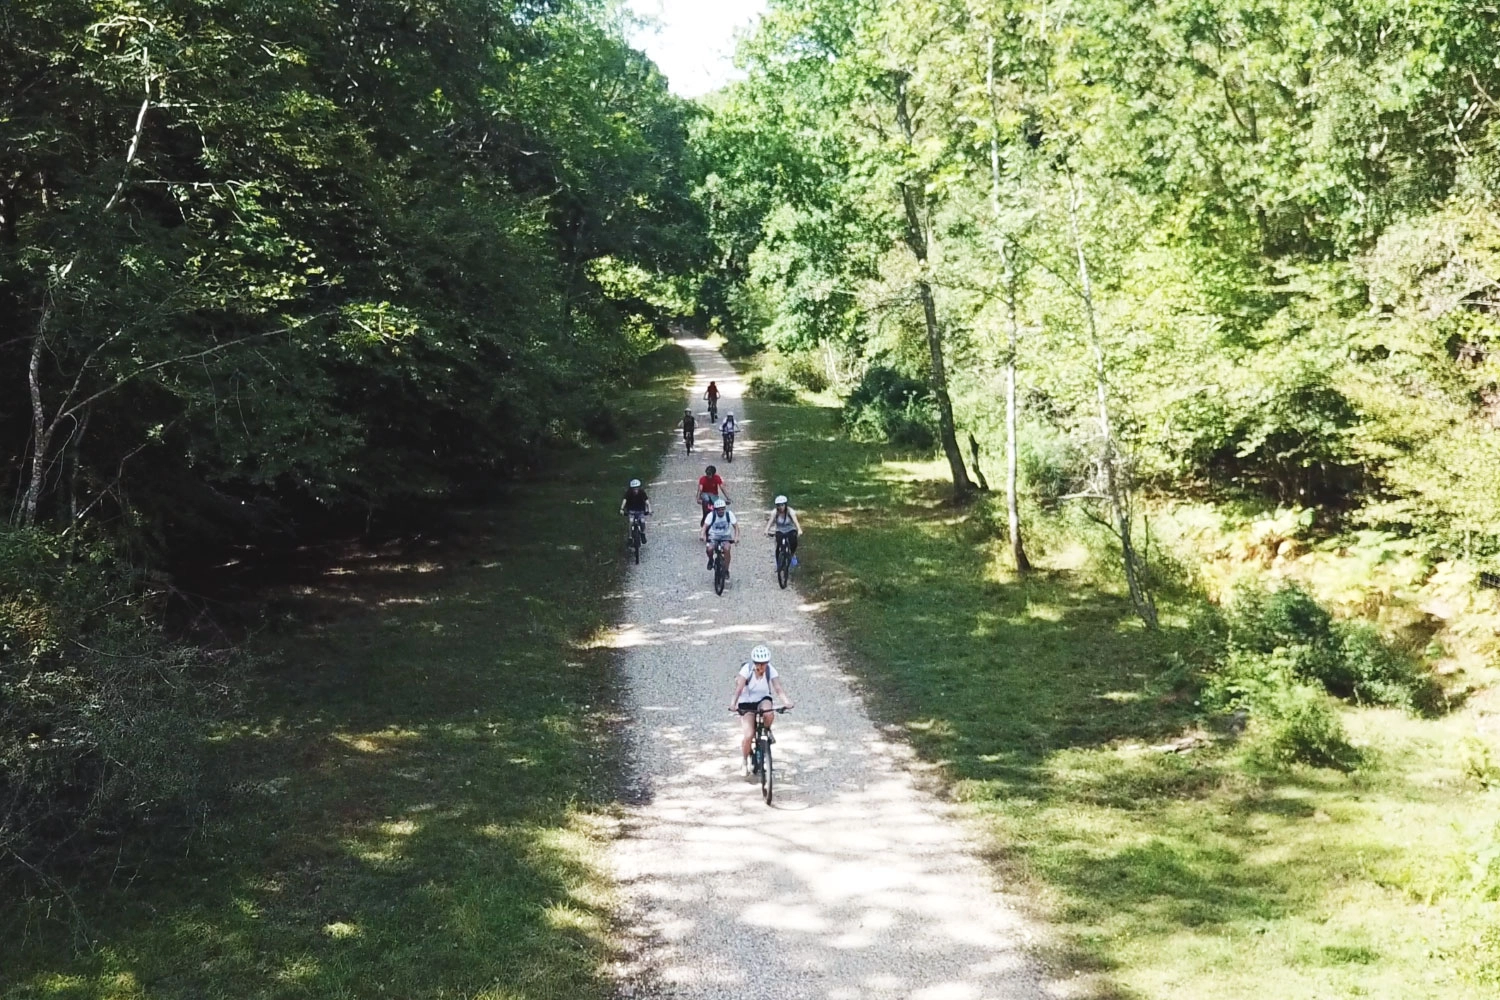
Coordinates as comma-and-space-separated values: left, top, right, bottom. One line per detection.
620, 478, 651, 543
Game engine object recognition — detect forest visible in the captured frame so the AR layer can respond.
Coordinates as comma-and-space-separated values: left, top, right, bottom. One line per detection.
1, 0, 704, 878
701, 0, 1500, 563
5, 0, 1500, 983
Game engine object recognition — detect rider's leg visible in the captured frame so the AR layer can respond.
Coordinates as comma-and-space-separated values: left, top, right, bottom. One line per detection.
723, 542, 733, 573
739, 710, 755, 763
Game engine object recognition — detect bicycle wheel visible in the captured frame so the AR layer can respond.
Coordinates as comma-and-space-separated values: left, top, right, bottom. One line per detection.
761, 737, 774, 804
723, 437, 733, 462
776, 545, 790, 589
631, 525, 641, 564
713, 549, 727, 595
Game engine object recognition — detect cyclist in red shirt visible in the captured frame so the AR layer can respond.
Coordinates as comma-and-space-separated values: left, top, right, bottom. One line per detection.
696, 464, 728, 524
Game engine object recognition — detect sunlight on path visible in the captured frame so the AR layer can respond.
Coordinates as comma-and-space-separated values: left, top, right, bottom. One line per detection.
607, 341, 1053, 999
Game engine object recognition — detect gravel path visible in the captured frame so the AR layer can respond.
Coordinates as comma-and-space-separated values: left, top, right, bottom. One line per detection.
607, 340, 1051, 1000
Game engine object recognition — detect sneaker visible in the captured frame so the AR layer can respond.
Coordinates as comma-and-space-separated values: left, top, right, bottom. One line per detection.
707, 557, 715, 570
791, 555, 799, 567
742, 757, 751, 776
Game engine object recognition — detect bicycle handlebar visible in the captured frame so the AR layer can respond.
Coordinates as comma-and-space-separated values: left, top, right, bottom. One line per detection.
729, 705, 791, 713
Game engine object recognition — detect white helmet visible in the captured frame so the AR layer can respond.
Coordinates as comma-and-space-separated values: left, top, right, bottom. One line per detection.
628, 479, 642, 488
774, 495, 788, 505
727, 412, 735, 420
750, 644, 772, 663
713, 498, 727, 510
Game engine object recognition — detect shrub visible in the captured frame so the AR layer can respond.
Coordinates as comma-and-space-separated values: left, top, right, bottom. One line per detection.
1225, 582, 1433, 709
746, 373, 797, 403
1018, 420, 1089, 507
1, 530, 228, 879
1246, 682, 1363, 772
781, 352, 831, 393
842, 366, 937, 449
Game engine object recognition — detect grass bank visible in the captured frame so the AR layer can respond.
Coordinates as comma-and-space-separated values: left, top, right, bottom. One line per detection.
2, 344, 692, 1000
752, 397, 1500, 1000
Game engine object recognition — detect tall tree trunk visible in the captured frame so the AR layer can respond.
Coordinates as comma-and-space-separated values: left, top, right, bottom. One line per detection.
893, 74, 972, 498
988, 35, 1031, 574
22, 304, 54, 527
1066, 174, 1156, 628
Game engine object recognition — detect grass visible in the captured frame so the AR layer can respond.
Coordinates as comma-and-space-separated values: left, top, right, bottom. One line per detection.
752, 397, 1500, 1000
2, 343, 693, 1000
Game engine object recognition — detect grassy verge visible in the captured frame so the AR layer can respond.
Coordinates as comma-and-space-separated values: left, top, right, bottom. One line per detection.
2, 344, 692, 1000
752, 397, 1500, 1000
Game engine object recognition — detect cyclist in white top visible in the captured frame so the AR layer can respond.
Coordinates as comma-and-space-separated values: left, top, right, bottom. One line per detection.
728, 644, 794, 775
701, 497, 739, 577
763, 494, 802, 560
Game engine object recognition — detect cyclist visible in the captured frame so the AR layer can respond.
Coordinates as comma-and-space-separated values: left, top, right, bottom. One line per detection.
728, 644, 794, 776
619, 478, 651, 543
701, 497, 739, 576
696, 464, 728, 524
681, 409, 695, 452
720, 412, 738, 454
763, 494, 802, 564
704, 380, 720, 415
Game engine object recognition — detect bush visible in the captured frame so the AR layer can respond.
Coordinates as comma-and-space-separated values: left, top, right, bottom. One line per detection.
1, 530, 228, 878
1225, 582, 1432, 709
842, 366, 937, 449
746, 373, 797, 403
781, 352, 831, 393
1246, 682, 1363, 772
1018, 420, 1089, 507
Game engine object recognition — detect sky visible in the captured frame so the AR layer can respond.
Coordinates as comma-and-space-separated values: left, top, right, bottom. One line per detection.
625, 0, 768, 98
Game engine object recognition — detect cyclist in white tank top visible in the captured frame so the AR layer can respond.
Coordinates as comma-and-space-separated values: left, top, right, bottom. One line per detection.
763, 495, 803, 559
728, 644, 794, 775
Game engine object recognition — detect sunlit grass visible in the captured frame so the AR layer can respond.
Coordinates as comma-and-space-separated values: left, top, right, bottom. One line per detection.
4, 345, 694, 1000
750, 396, 1500, 1000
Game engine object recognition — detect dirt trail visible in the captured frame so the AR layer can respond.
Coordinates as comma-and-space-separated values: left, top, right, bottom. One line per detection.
607, 340, 1050, 1000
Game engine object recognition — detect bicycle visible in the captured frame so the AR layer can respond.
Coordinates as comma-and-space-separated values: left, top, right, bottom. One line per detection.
721, 432, 735, 463
735, 702, 791, 805
707, 397, 718, 423
772, 531, 794, 589
683, 426, 694, 454
710, 538, 732, 595
625, 511, 649, 564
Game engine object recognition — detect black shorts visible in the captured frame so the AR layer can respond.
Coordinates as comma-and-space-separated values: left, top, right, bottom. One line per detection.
738, 700, 773, 715
775, 530, 798, 554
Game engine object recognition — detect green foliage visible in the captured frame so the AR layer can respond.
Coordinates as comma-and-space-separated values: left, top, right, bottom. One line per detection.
842, 366, 937, 449
746, 372, 799, 403
1, 0, 706, 550
1223, 583, 1434, 710
1, 530, 228, 870
1018, 419, 1090, 507
781, 351, 833, 393
1243, 680, 1363, 773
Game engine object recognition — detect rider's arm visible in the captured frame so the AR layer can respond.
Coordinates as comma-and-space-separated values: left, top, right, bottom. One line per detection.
732, 516, 741, 541
729, 675, 747, 710
771, 677, 794, 710
791, 509, 804, 534
764, 512, 776, 535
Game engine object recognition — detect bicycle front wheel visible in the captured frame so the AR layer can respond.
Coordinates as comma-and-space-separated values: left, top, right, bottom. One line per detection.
761, 739, 774, 804
713, 553, 726, 595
